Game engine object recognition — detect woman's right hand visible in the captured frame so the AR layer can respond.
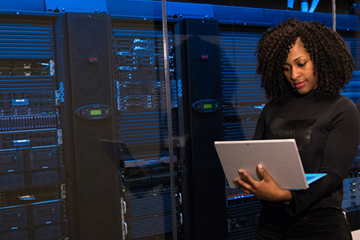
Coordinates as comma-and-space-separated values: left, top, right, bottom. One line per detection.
233, 164, 292, 202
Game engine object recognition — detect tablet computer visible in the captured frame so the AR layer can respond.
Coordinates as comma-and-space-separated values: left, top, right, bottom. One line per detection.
214, 139, 326, 190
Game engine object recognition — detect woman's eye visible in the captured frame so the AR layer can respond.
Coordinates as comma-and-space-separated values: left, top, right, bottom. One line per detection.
298, 62, 307, 67
284, 67, 290, 71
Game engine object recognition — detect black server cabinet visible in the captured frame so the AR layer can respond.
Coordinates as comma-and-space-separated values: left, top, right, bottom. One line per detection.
175, 18, 228, 240
0, 18, 68, 240
55, 13, 122, 240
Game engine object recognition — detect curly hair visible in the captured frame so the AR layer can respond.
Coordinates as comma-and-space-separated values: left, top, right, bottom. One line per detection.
256, 18, 355, 105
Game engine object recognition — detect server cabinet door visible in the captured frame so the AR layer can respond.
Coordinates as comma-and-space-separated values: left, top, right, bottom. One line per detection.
55, 12, 122, 240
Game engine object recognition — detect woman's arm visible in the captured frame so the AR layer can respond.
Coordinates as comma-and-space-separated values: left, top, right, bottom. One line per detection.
289, 99, 360, 215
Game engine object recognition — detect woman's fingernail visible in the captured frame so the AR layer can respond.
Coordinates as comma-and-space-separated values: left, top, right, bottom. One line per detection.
258, 164, 263, 169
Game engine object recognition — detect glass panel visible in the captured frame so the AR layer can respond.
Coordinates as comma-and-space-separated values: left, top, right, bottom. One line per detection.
165, 0, 360, 239
0, 1, 359, 240
111, 14, 180, 240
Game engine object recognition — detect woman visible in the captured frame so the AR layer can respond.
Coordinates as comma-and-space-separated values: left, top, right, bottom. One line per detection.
234, 18, 360, 240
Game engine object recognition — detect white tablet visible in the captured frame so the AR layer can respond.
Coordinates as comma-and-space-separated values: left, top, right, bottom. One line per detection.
214, 139, 326, 190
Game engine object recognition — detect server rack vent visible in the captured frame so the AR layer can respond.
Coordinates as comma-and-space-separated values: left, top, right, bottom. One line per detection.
341, 35, 360, 103
342, 35, 360, 71
128, 192, 173, 218
0, 23, 54, 59
219, 30, 265, 141
219, 31, 265, 104
130, 214, 173, 239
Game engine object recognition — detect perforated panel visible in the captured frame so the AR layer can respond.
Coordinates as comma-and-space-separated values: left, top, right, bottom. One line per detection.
219, 29, 266, 141
0, 22, 54, 59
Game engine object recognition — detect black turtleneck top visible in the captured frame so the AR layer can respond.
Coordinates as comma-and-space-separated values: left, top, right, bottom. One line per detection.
253, 91, 360, 216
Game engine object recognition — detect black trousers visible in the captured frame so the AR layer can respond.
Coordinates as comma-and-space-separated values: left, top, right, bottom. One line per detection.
255, 207, 353, 240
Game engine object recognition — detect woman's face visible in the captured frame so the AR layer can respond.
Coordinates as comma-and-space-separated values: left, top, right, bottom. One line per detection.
283, 39, 318, 95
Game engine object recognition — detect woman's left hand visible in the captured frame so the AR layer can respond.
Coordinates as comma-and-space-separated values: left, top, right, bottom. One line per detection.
233, 164, 292, 202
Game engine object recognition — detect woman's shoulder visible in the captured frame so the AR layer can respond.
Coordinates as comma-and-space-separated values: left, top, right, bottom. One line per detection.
326, 95, 359, 120
329, 95, 357, 109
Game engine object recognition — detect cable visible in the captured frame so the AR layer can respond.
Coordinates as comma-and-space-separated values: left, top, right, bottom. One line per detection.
301, 0, 309, 12
287, 0, 295, 9
36, 62, 50, 71
309, 0, 320, 12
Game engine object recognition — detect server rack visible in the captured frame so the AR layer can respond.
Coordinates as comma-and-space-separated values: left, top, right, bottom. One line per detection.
0, 17, 68, 240
111, 20, 182, 240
